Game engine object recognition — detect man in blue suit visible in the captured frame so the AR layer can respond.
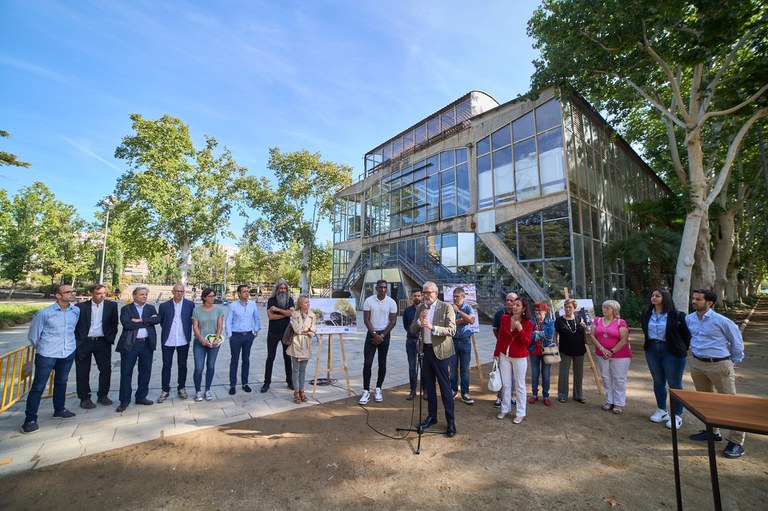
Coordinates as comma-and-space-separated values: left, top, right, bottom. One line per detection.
157, 283, 195, 402
116, 286, 161, 412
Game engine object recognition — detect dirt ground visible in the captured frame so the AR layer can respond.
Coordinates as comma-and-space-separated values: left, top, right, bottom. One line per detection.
2, 300, 767, 511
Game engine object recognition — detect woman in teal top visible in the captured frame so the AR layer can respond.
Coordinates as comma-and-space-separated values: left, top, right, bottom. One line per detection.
191, 288, 225, 402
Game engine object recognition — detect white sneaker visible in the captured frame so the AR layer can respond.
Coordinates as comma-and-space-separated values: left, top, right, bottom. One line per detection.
374, 387, 383, 402
204, 391, 213, 401
194, 391, 203, 402
650, 408, 669, 423
666, 415, 683, 429
359, 390, 370, 405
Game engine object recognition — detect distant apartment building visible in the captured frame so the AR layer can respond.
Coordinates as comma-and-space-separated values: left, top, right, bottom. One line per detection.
331, 87, 669, 316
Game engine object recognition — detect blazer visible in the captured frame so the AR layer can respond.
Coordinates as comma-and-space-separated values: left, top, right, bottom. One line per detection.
409, 299, 456, 360
116, 302, 161, 353
159, 298, 195, 345
641, 307, 691, 358
74, 299, 119, 345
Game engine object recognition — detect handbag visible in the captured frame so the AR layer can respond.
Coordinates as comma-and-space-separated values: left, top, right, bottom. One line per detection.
281, 324, 295, 346
542, 342, 561, 364
488, 359, 502, 392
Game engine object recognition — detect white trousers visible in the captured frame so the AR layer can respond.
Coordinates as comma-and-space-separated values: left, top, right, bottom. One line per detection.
595, 356, 631, 407
499, 354, 528, 417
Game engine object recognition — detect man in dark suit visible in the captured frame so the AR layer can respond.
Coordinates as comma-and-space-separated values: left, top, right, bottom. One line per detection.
116, 286, 161, 412
74, 284, 119, 409
409, 281, 457, 437
157, 283, 195, 402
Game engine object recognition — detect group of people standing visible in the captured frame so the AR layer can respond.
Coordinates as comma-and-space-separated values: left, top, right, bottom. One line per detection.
20, 280, 316, 434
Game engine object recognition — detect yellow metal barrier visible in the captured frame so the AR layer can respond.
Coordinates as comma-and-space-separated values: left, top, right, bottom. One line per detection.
1, 345, 36, 413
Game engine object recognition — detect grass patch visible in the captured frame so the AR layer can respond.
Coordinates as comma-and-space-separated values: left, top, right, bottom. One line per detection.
0, 303, 48, 328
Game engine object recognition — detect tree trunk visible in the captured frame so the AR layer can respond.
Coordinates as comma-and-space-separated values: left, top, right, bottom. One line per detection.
672, 207, 704, 311
299, 242, 311, 295
7, 281, 17, 300
712, 209, 736, 304
179, 238, 190, 287
692, 209, 716, 293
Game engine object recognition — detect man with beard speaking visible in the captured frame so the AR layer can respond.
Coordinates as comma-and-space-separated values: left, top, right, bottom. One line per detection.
261, 280, 296, 392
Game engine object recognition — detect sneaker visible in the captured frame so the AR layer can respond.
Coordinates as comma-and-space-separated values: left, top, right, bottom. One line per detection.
602, 402, 614, 411
650, 408, 670, 423
359, 390, 370, 405
20, 421, 39, 434
177, 388, 188, 399
496, 412, 507, 420
52, 409, 76, 419
723, 441, 745, 459
689, 430, 723, 442
228, 387, 236, 395
666, 415, 683, 429
493, 398, 502, 408
204, 390, 213, 401
461, 393, 475, 405
452, 391, 458, 399
80, 399, 96, 410
194, 391, 204, 402
374, 387, 383, 402
157, 391, 170, 403
512, 416, 524, 424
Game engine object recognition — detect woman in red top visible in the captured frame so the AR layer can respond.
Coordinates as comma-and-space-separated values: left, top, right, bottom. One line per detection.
588, 300, 631, 414
493, 296, 533, 424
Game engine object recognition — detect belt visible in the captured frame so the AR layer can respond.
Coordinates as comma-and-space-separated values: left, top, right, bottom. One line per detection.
694, 355, 730, 363
232, 331, 251, 335
88, 336, 105, 341
649, 338, 665, 343
135, 338, 147, 343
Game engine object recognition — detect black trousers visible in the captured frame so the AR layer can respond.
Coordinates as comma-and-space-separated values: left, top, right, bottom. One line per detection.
264, 329, 293, 385
422, 344, 454, 423
75, 339, 112, 400
363, 331, 390, 390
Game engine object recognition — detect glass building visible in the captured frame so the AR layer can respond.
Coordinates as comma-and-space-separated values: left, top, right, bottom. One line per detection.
332, 87, 669, 316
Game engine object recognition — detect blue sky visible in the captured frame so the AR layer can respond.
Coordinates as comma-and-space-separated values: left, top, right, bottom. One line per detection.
1, 0, 541, 245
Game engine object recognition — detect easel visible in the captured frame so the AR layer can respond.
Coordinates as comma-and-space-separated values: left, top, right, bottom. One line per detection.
562, 289, 604, 395
470, 332, 485, 390
312, 334, 351, 399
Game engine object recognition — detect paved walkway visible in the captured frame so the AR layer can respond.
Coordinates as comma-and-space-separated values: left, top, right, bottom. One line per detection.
0, 306, 498, 476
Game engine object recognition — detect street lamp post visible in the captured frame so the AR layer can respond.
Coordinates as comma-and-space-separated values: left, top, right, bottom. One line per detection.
98, 195, 117, 285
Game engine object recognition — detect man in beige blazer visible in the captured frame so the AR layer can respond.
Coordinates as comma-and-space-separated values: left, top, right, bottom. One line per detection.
409, 281, 457, 437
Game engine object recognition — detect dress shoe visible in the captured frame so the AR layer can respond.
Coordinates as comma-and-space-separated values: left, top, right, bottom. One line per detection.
445, 422, 457, 438
689, 430, 723, 442
136, 398, 153, 406
419, 416, 438, 431
406, 391, 416, 401
287, 382, 294, 390
116, 403, 129, 413
242, 384, 252, 393
80, 399, 96, 410
97, 396, 113, 405
229, 387, 236, 395
723, 441, 745, 459
260, 383, 270, 393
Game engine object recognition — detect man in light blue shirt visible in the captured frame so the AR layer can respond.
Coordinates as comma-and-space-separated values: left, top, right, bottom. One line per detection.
225, 284, 261, 395
685, 288, 746, 458
21, 284, 80, 434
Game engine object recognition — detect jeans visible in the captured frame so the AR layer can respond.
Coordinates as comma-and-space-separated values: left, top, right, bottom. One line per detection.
119, 341, 153, 405
362, 332, 390, 390
405, 338, 419, 392
644, 342, 686, 416
161, 343, 190, 392
25, 351, 76, 423
529, 355, 551, 397
229, 332, 255, 386
291, 357, 309, 391
264, 329, 293, 386
450, 337, 472, 395
75, 339, 112, 400
193, 341, 220, 392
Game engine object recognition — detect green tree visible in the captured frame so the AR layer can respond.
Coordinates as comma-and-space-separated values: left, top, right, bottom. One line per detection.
242, 148, 352, 293
0, 130, 31, 168
528, 0, 768, 309
113, 114, 247, 286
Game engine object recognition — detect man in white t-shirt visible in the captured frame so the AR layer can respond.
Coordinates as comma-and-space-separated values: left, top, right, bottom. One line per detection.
359, 279, 398, 405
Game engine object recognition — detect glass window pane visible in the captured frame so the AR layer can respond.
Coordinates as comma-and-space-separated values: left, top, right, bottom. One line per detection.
456, 148, 467, 164
497, 221, 517, 256
477, 154, 493, 209
514, 138, 539, 200
543, 219, 570, 258
403, 131, 414, 152
493, 146, 514, 204
441, 109, 455, 130
457, 232, 475, 267
440, 150, 454, 170
441, 169, 456, 219
456, 163, 470, 215
544, 260, 572, 299
539, 128, 566, 195
513, 111, 534, 141
393, 137, 403, 158
427, 175, 440, 221
390, 212, 400, 229
491, 124, 511, 149
427, 117, 440, 139
523, 261, 544, 287
535, 99, 562, 132
401, 168, 413, 185
426, 155, 439, 176
571, 199, 581, 234
477, 136, 491, 156
542, 202, 569, 220
414, 206, 426, 225
415, 124, 427, 146
517, 217, 543, 260
382, 143, 391, 162
455, 99, 471, 123
413, 179, 426, 206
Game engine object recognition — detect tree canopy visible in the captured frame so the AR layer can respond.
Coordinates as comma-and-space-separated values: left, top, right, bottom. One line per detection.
0, 129, 31, 168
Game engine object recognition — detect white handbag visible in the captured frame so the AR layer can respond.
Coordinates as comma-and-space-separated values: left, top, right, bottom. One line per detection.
488, 359, 502, 392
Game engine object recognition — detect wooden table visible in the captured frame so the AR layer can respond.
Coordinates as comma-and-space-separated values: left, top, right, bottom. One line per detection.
670, 389, 768, 510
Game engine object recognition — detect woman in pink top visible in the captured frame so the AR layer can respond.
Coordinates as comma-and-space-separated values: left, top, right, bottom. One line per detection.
589, 300, 631, 414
